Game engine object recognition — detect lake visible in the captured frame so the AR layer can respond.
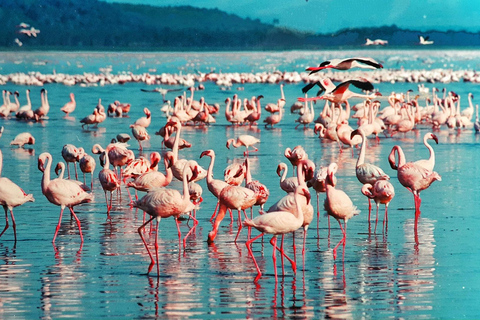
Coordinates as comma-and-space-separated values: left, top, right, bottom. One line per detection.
0, 50, 479, 319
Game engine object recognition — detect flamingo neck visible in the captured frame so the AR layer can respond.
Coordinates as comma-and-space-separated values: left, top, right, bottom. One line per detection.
206, 154, 215, 183
293, 190, 305, 221
424, 136, 436, 169
280, 165, 288, 183
356, 131, 366, 167
41, 154, 52, 194
172, 123, 181, 160
0, 150, 3, 177
164, 158, 173, 185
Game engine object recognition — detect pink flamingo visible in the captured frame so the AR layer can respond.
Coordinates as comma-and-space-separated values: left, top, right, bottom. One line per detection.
244, 158, 270, 212
60, 93, 76, 115
38, 152, 93, 245
306, 57, 383, 73
61, 144, 85, 180
130, 124, 150, 151
244, 95, 263, 126
134, 107, 151, 128
263, 99, 284, 128
324, 163, 360, 260
277, 162, 298, 193
223, 161, 245, 186
10, 132, 35, 148
300, 78, 379, 104
284, 145, 309, 174
361, 181, 395, 233
388, 145, 441, 241
200, 149, 229, 221
0, 150, 35, 243
226, 135, 260, 157
79, 153, 96, 189
127, 152, 173, 192
134, 161, 199, 275
414, 132, 438, 171
245, 185, 310, 282
98, 150, 121, 219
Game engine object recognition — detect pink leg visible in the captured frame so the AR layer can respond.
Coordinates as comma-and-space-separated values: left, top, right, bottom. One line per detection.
53, 207, 65, 244
383, 204, 389, 232
183, 214, 198, 248
368, 198, 372, 221
280, 235, 285, 275
9, 209, 16, 243
374, 204, 379, 233
333, 220, 346, 260
174, 217, 182, 246
154, 218, 160, 276
67, 163, 71, 179
270, 236, 278, 282
74, 162, 79, 180
0, 207, 9, 239
234, 210, 243, 243
245, 233, 264, 282
69, 207, 84, 244
209, 201, 220, 222
138, 216, 156, 274
292, 231, 296, 264
302, 226, 308, 268
208, 204, 227, 244
272, 236, 297, 273
90, 173, 94, 190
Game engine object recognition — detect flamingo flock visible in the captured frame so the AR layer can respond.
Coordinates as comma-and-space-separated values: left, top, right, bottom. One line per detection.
0, 54, 459, 284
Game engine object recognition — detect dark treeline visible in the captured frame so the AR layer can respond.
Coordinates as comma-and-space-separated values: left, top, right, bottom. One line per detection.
1, 0, 479, 50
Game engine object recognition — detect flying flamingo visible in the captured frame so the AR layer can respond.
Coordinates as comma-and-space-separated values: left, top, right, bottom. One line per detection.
244, 185, 310, 282
0, 150, 35, 243
361, 181, 395, 233
61, 144, 85, 180
306, 57, 383, 74
300, 78, 379, 104
60, 93, 76, 116
79, 153, 96, 189
388, 145, 441, 241
226, 135, 260, 157
324, 163, 360, 260
38, 152, 93, 246
98, 150, 121, 219
134, 161, 199, 276
200, 149, 229, 221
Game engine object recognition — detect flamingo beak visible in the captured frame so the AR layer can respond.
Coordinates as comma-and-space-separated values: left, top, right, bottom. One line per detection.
55, 163, 61, 176
38, 158, 45, 172
350, 129, 359, 140
432, 134, 439, 144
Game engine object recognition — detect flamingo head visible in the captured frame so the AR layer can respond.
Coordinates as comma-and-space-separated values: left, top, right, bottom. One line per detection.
361, 183, 374, 199
226, 139, 234, 149
144, 108, 151, 117
164, 151, 175, 168
54, 162, 63, 176
276, 163, 286, 177
150, 152, 161, 167
28, 136, 35, 145
350, 129, 362, 140
200, 149, 213, 158
428, 133, 439, 144
38, 152, 50, 172
326, 162, 338, 187
298, 186, 311, 205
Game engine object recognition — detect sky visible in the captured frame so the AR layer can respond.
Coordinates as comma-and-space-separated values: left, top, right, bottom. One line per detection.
103, 0, 480, 34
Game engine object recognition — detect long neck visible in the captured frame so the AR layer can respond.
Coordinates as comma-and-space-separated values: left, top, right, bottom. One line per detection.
280, 165, 288, 183
293, 190, 305, 221
245, 160, 252, 184
206, 154, 215, 183
181, 165, 191, 201
41, 154, 52, 194
0, 150, 3, 176
103, 152, 111, 169
424, 136, 435, 168
389, 145, 406, 168
356, 131, 366, 167
57, 162, 66, 179
280, 84, 285, 100
164, 158, 173, 184
172, 123, 181, 160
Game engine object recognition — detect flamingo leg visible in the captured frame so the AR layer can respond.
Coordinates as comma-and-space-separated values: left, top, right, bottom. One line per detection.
384, 204, 389, 232
374, 203, 379, 233
74, 162, 79, 180
245, 233, 264, 282
368, 198, 372, 221
53, 206, 65, 244
272, 236, 297, 274
83, 173, 86, 186
270, 236, 278, 282
209, 201, 220, 222
183, 214, 198, 248
9, 209, 16, 243
90, 172, 94, 190
155, 218, 160, 277
0, 206, 9, 239
69, 207, 84, 244
174, 217, 182, 246
67, 163, 71, 179
234, 210, 243, 243
333, 219, 346, 260
138, 216, 156, 274
302, 225, 308, 268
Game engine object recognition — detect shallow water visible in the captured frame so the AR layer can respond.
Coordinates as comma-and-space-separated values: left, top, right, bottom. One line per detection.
0, 51, 479, 319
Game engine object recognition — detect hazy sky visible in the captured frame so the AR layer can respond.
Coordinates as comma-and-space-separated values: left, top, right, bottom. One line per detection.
104, 0, 480, 33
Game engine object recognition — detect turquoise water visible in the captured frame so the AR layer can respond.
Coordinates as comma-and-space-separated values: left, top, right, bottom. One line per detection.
0, 51, 479, 318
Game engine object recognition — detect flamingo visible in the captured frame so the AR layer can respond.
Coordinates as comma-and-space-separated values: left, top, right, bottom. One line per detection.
306, 57, 383, 74
244, 158, 270, 212
226, 135, 260, 156
244, 95, 263, 126
165, 119, 207, 182
134, 107, 152, 127
98, 150, 121, 219
277, 162, 298, 193
223, 161, 246, 186
414, 132, 438, 171
127, 152, 174, 192
0, 150, 35, 243
324, 163, 360, 260
34, 88, 50, 119
300, 78, 379, 104
265, 84, 286, 113
61, 144, 84, 180
284, 145, 309, 174
60, 93, 76, 115
200, 149, 229, 221
388, 145, 441, 241
263, 99, 284, 128
134, 161, 199, 275
38, 152, 93, 245
361, 181, 395, 233
130, 124, 150, 151
351, 128, 390, 219
79, 153, 96, 189
245, 185, 310, 282
10, 132, 35, 148
80, 108, 99, 129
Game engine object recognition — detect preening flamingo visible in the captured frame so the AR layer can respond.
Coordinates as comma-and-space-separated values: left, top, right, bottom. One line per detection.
0, 150, 35, 243
134, 160, 199, 276
79, 153, 96, 190
245, 185, 310, 282
127, 152, 174, 192
388, 145, 441, 242
324, 163, 360, 260
361, 181, 395, 233
38, 152, 93, 245
98, 151, 121, 219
